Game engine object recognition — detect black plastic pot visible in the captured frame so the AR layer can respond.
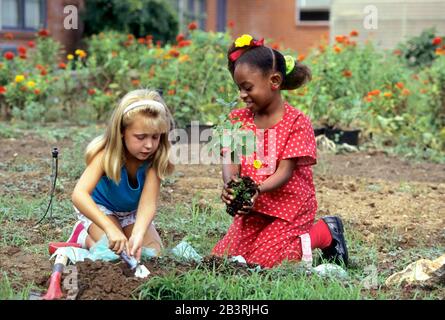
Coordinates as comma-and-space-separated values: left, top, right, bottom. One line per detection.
324, 128, 361, 146
313, 127, 326, 137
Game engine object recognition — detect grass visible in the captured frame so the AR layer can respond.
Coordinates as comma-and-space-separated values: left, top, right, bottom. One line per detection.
0, 123, 443, 300
0, 272, 35, 300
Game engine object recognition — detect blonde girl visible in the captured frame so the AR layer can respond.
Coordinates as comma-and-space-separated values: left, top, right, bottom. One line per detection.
67, 89, 174, 261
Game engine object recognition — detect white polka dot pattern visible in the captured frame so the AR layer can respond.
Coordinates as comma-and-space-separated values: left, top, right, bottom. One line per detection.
212, 103, 319, 268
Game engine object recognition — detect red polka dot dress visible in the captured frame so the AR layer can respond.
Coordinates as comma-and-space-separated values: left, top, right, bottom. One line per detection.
212, 103, 318, 268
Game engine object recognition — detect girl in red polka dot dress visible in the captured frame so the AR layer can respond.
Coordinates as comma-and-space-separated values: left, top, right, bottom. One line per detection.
212, 34, 349, 268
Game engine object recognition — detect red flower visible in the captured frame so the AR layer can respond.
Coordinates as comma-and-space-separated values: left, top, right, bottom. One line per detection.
368, 89, 381, 96
350, 30, 359, 37
18, 46, 27, 55
58, 62, 67, 69
188, 21, 198, 31
40, 69, 48, 76
27, 41, 35, 48
38, 29, 50, 37
178, 40, 192, 48
137, 38, 146, 44
228, 20, 235, 28
34, 89, 41, 95
176, 33, 185, 43
393, 49, 402, 56
432, 37, 442, 46
0, 86, 6, 95
156, 40, 162, 48
395, 82, 404, 90
4, 51, 14, 60
35, 64, 44, 70
4, 32, 14, 40
335, 35, 347, 43
88, 88, 96, 96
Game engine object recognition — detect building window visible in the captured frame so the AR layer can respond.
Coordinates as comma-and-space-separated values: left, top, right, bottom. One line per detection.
175, 0, 207, 33
296, 0, 330, 25
0, 0, 46, 30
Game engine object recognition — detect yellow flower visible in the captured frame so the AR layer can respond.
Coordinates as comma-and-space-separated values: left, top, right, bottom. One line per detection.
235, 34, 253, 48
253, 159, 263, 169
75, 49, 87, 58
15, 75, 25, 83
67, 54, 74, 60
26, 81, 36, 88
179, 54, 190, 63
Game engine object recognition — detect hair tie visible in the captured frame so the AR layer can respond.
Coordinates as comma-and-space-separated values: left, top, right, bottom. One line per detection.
123, 100, 165, 114
284, 55, 295, 75
229, 34, 265, 62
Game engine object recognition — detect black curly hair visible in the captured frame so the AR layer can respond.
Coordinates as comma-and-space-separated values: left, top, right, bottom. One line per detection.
227, 38, 311, 90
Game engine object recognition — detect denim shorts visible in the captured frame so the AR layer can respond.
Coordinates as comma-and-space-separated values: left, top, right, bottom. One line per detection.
74, 204, 137, 231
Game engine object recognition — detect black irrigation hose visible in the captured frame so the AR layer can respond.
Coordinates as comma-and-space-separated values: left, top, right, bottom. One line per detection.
35, 147, 59, 226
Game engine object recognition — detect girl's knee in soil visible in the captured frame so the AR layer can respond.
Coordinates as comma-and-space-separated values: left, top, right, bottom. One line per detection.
214, 34, 348, 268
69, 89, 174, 261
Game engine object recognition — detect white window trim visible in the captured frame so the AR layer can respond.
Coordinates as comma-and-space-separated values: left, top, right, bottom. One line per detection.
295, 0, 330, 26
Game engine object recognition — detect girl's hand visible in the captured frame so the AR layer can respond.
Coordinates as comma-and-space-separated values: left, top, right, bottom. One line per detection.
236, 188, 259, 215
106, 225, 128, 255
128, 231, 145, 261
221, 175, 240, 205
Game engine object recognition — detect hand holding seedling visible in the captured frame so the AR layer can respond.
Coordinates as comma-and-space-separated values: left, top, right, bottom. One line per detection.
222, 176, 259, 216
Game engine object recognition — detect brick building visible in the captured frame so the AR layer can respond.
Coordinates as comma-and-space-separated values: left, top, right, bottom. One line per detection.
0, 0, 84, 55
206, 0, 330, 54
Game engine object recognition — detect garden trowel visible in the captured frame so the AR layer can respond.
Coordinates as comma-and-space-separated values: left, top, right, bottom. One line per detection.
120, 251, 150, 278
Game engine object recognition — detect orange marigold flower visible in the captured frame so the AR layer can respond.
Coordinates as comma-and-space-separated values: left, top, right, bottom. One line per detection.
34, 89, 41, 95
131, 79, 141, 86
27, 41, 35, 48
432, 36, 442, 46
4, 51, 14, 60
395, 82, 404, 89
335, 35, 347, 43
402, 88, 410, 96
168, 48, 180, 58
435, 48, 445, 56
38, 29, 50, 37
350, 30, 359, 37
188, 21, 198, 31
58, 62, 67, 69
4, 32, 14, 40
342, 70, 352, 78
368, 89, 381, 96
137, 38, 146, 44
40, 69, 47, 76
88, 88, 96, 96
383, 92, 392, 98
0, 86, 6, 95
176, 33, 185, 43
167, 89, 176, 95
297, 54, 305, 62
333, 46, 342, 53
127, 34, 135, 41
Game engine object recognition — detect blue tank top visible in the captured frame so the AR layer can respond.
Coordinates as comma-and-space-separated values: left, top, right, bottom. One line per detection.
91, 161, 151, 212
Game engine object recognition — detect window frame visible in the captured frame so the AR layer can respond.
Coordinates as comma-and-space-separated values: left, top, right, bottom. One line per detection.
295, 0, 330, 26
0, 0, 47, 31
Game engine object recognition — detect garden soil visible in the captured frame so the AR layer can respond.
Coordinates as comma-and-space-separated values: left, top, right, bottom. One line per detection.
0, 137, 444, 299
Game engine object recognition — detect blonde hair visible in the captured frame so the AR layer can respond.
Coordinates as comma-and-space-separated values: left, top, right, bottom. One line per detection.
85, 89, 175, 182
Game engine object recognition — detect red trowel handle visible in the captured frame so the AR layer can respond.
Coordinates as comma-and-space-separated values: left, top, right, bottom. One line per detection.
48, 242, 81, 255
